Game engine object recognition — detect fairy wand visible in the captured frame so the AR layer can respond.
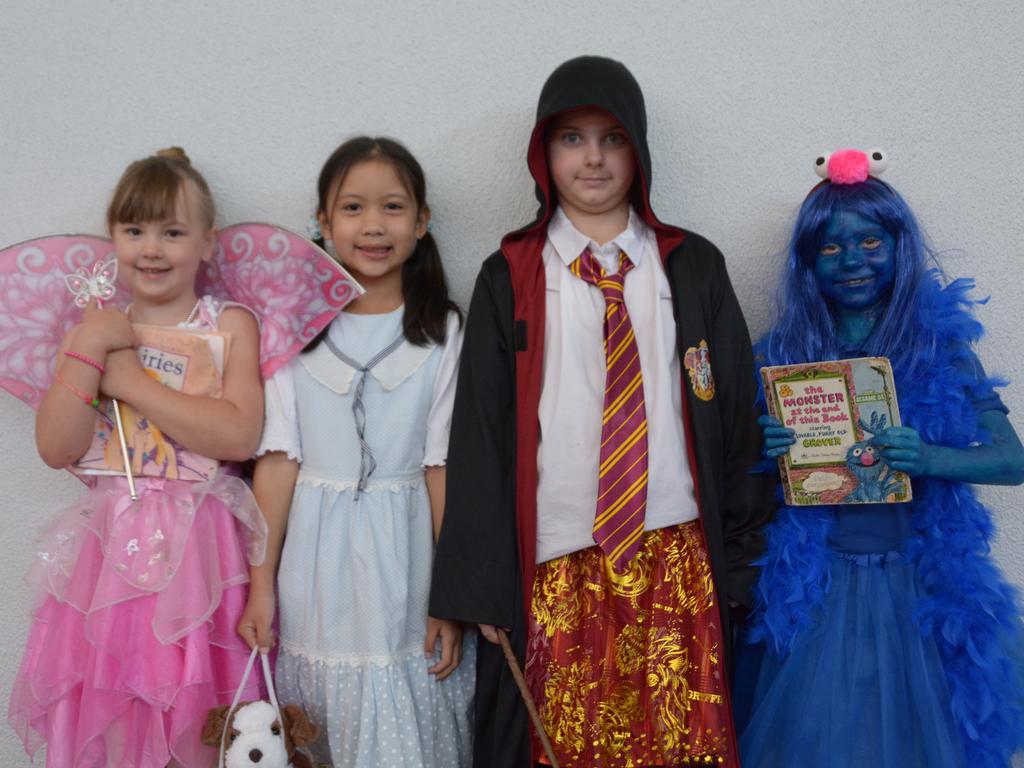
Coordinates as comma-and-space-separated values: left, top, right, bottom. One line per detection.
65, 257, 138, 500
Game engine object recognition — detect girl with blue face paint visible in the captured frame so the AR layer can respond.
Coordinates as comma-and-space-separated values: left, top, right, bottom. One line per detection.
815, 211, 897, 313
739, 149, 1024, 768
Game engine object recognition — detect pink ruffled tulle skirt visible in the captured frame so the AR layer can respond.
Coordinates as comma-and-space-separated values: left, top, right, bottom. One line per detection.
8, 473, 267, 767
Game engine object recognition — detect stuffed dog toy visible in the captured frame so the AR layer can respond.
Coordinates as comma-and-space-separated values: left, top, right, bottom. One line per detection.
202, 700, 319, 768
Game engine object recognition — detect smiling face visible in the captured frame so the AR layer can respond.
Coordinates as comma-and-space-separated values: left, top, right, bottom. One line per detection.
546, 107, 636, 221
111, 180, 214, 315
319, 158, 428, 292
814, 210, 897, 312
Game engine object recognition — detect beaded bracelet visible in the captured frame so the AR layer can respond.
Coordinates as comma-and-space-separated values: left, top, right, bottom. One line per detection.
55, 373, 100, 409
64, 350, 105, 374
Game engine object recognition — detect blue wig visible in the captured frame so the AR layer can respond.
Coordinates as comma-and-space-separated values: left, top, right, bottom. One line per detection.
762, 178, 941, 375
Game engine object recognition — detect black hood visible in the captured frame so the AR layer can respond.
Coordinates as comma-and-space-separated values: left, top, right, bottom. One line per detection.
506, 55, 682, 256
530, 55, 651, 209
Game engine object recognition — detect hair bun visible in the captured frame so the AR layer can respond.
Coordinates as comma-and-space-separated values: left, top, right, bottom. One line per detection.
156, 146, 190, 164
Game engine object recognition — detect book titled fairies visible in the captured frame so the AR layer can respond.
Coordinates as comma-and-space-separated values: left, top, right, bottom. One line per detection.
761, 357, 911, 505
73, 324, 229, 482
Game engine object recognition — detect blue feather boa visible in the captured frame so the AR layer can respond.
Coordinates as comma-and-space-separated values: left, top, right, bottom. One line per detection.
750, 273, 1024, 767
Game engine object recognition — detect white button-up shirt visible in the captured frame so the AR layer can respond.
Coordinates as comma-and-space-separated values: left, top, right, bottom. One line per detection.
535, 207, 698, 564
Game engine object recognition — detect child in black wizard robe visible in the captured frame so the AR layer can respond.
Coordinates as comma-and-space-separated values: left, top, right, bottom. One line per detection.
430, 55, 774, 768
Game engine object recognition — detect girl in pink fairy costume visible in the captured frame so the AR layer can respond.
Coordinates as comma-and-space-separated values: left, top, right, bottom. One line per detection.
7, 148, 268, 767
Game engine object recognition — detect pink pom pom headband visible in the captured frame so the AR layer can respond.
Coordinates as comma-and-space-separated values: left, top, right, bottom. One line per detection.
813, 148, 888, 184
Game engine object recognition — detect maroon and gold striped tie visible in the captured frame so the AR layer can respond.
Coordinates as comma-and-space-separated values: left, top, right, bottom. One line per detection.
570, 248, 648, 571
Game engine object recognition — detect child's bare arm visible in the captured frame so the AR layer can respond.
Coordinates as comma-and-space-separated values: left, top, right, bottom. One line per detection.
101, 308, 264, 461
425, 465, 446, 542
876, 410, 1024, 485
36, 306, 137, 468
425, 463, 464, 678
238, 450, 298, 650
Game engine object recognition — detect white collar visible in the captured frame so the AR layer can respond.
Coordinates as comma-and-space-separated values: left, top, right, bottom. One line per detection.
299, 315, 434, 395
549, 206, 646, 270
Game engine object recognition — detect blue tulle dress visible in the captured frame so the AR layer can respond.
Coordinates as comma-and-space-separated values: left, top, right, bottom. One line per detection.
738, 281, 1024, 768
738, 503, 966, 766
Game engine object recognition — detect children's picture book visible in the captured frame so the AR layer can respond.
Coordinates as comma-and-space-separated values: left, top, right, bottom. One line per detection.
73, 324, 229, 482
761, 356, 911, 506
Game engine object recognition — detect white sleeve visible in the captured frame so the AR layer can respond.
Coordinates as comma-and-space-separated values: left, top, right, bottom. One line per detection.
255, 361, 302, 461
422, 312, 464, 467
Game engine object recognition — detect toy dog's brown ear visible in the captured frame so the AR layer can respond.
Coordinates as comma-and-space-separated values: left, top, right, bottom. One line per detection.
201, 705, 231, 747
283, 703, 320, 747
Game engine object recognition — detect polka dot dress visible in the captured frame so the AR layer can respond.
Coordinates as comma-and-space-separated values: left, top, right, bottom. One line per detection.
263, 308, 474, 768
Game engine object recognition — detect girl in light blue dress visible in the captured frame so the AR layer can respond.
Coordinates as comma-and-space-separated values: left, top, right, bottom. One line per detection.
238, 137, 474, 768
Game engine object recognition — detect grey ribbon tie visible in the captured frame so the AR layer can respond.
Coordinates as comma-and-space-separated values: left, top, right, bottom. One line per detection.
323, 332, 405, 496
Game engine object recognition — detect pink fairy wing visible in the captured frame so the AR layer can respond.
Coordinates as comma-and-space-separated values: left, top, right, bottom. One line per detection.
197, 223, 362, 377
0, 225, 360, 411
0, 234, 126, 410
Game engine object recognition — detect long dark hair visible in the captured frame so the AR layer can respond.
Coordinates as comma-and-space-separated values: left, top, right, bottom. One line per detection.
310, 136, 460, 348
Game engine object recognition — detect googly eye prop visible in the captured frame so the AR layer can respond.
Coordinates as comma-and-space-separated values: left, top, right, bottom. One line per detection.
813, 148, 888, 184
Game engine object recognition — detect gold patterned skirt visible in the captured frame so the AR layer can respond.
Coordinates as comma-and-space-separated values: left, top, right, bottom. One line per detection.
526, 522, 738, 767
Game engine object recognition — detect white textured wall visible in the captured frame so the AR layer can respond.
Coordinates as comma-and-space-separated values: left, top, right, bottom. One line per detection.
2, 1, 1022, 764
